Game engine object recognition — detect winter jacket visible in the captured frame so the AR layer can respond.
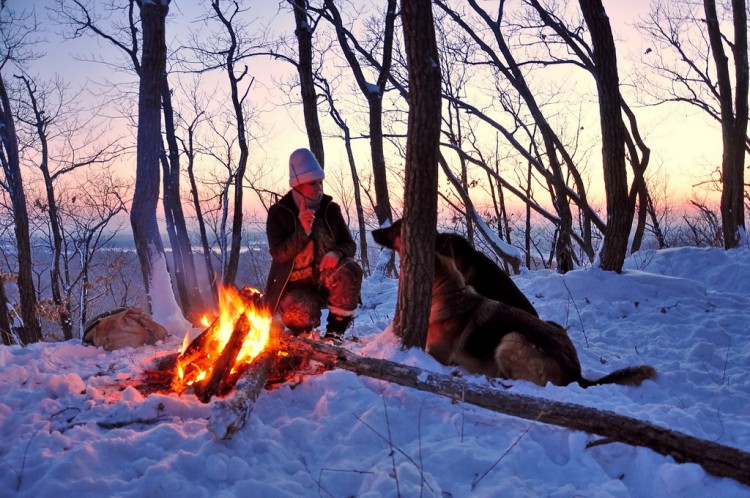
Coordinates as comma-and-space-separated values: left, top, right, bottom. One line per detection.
264, 191, 357, 314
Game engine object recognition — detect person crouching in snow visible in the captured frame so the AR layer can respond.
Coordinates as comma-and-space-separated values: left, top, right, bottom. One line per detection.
264, 148, 363, 343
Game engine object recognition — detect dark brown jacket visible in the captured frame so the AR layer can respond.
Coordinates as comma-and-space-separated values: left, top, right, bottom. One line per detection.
264, 191, 356, 313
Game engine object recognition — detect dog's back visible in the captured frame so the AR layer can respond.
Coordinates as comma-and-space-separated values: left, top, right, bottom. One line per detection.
429, 255, 582, 385
436, 233, 539, 317
372, 220, 539, 317
430, 255, 655, 387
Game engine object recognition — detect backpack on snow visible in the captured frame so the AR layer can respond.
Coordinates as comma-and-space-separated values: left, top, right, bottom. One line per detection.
82, 307, 169, 351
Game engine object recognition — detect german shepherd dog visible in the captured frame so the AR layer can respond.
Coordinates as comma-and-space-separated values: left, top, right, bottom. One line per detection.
373, 221, 656, 387
372, 219, 539, 317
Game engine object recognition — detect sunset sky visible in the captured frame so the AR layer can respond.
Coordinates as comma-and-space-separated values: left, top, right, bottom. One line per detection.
13, 0, 727, 215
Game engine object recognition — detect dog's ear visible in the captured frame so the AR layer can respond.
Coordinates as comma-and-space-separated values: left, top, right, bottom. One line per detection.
372, 219, 403, 251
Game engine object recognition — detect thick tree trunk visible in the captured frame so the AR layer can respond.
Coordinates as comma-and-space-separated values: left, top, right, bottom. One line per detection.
704, 0, 748, 248
131, 1, 170, 306
395, 0, 442, 349
580, 0, 631, 272
0, 74, 42, 344
290, 0, 325, 165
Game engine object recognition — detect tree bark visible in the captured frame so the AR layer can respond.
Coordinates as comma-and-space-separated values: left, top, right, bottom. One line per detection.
290, 0, 325, 166
211, 0, 249, 286
704, 0, 748, 248
395, 0, 442, 349
269, 333, 750, 487
321, 0, 397, 226
132, 1, 170, 308
580, 0, 631, 272
161, 76, 204, 320
0, 276, 14, 345
0, 74, 42, 344
19, 75, 74, 340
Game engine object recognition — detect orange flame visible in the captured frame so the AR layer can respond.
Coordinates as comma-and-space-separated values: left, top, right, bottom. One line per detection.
172, 286, 271, 393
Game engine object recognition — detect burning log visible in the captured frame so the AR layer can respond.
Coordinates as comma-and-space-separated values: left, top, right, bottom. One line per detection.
168, 285, 272, 400
195, 314, 251, 403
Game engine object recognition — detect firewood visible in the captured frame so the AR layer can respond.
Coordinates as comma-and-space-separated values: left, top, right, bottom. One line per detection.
207, 349, 276, 440
195, 314, 251, 403
176, 318, 218, 368
270, 331, 750, 487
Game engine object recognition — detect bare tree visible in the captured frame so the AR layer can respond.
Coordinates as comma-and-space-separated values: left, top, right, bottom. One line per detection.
51, 174, 129, 336
52, 0, 202, 319
316, 0, 398, 227
288, 0, 325, 165
316, 77, 371, 274
434, 0, 597, 272
175, 82, 219, 303
394, 0, 442, 349
130, 0, 172, 311
579, 0, 630, 272
0, 4, 42, 343
705, 0, 748, 247
636, 0, 748, 247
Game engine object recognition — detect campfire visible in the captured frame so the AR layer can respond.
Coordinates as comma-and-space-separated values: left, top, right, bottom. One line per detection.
170, 286, 274, 403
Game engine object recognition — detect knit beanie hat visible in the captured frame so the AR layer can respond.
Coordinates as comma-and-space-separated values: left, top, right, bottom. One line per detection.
289, 148, 325, 188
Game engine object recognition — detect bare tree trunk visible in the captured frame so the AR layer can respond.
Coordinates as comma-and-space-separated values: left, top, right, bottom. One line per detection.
289, 0, 325, 165
342, 133, 370, 276
161, 77, 204, 319
646, 193, 667, 249
0, 276, 14, 345
704, 0, 748, 248
184, 118, 218, 304
18, 76, 74, 340
321, 0, 397, 226
580, 0, 631, 272
159, 147, 188, 310
209, 0, 251, 286
394, 0, 442, 349
131, 0, 170, 307
0, 74, 42, 344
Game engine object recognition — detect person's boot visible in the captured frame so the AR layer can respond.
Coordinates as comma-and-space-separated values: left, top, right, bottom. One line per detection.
323, 313, 352, 344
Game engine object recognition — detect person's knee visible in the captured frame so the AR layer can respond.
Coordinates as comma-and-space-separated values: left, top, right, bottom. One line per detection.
338, 257, 364, 286
279, 289, 323, 332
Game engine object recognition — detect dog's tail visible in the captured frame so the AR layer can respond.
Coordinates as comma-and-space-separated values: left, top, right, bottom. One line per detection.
578, 365, 656, 388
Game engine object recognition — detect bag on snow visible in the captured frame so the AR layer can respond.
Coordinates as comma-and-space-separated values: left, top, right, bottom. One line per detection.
83, 307, 169, 351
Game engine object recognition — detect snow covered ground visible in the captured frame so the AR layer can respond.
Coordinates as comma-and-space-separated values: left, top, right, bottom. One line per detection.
1, 246, 749, 497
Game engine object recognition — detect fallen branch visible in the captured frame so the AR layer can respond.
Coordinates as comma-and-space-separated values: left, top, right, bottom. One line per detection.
271, 331, 750, 487
195, 314, 251, 402
207, 348, 276, 440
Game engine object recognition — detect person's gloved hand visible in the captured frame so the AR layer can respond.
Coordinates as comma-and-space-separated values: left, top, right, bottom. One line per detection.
320, 250, 341, 271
